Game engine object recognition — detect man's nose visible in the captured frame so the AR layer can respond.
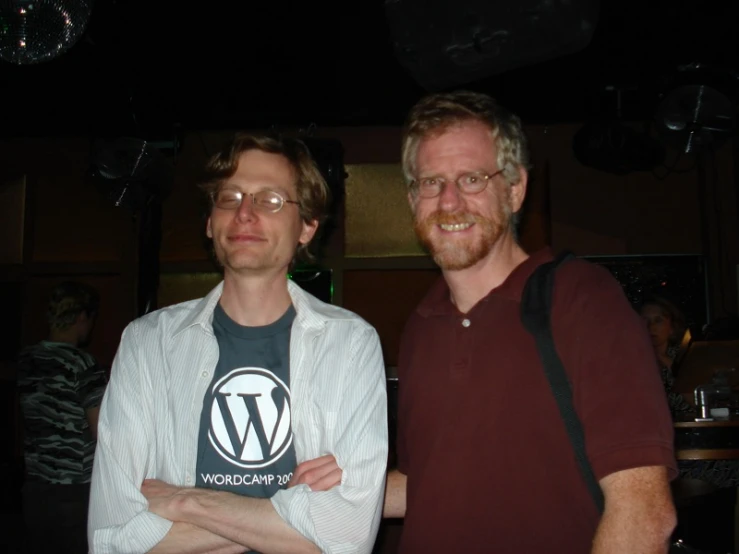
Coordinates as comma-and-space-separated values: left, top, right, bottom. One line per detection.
236, 195, 257, 221
437, 181, 463, 211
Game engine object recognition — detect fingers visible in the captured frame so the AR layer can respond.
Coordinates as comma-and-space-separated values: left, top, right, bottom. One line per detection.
290, 466, 343, 491
304, 467, 342, 492
141, 480, 165, 499
291, 455, 336, 482
141, 479, 159, 494
289, 455, 343, 491
296, 454, 336, 473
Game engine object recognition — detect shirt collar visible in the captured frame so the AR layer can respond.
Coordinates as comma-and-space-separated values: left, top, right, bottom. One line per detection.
172, 278, 328, 337
173, 281, 224, 336
416, 247, 554, 317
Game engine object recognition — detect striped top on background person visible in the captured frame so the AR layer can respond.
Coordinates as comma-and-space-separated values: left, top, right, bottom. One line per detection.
17, 340, 106, 484
16, 281, 107, 554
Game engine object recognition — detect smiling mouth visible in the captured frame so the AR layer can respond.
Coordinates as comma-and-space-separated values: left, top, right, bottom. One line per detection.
228, 234, 264, 242
439, 222, 473, 232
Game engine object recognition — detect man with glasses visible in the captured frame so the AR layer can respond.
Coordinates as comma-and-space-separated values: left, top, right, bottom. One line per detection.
383, 91, 678, 553
89, 134, 387, 554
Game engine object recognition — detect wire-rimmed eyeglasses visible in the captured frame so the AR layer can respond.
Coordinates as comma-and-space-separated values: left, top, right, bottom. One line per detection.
211, 188, 300, 213
410, 169, 505, 199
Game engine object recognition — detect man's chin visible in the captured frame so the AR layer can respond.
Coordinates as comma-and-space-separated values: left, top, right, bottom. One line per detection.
220, 252, 294, 276
430, 247, 481, 271
219, 253, 265, 273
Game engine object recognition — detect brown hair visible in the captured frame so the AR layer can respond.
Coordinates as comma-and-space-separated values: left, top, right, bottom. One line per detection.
198, 133, 330, 264
401, 90, 531, 187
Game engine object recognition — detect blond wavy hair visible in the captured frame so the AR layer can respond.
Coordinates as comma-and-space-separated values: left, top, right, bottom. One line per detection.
47, 282, 99, 331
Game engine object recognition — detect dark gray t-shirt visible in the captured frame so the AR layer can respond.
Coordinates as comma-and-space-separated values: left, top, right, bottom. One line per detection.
196, 303, 297, 498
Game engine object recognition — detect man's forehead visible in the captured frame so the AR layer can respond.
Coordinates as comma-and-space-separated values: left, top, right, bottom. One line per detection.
421, 119, 496, 142
236, 149, 293, 172
416, 121, 498, 165
232, 150, 298, 186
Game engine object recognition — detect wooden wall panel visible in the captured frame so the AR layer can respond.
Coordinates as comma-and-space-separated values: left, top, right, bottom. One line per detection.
158, 272, 222, 308
540, 123, 703, 256
342, 269, 440, 366
344, 164, 421, 258
28, 139, 131, 263
160, 132, 221, 263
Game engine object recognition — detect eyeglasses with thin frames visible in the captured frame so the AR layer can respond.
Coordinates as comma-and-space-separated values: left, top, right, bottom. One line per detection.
211, 188, 300, 214
410, 168, 505, 199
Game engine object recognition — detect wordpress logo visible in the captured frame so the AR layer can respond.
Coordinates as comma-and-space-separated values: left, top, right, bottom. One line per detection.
207, 367, 292, 469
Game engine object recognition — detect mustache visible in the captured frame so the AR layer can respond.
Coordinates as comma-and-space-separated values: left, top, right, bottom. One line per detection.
417, 211, 482, 226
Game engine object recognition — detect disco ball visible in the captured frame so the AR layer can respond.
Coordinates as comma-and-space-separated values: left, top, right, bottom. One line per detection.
0, 0, 94, 65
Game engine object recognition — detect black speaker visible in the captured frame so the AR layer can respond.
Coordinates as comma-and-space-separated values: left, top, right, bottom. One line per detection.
385, 0, 600, 90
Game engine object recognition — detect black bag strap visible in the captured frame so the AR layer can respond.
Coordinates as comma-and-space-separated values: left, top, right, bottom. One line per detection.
520, 250, 605, 514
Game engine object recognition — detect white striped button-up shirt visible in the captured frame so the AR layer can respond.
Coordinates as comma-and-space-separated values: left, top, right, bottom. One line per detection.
88, 280, 388, 553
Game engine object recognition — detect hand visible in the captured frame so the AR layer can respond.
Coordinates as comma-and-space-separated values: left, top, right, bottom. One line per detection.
289, 455, 342, 491
141, 478, 189, 521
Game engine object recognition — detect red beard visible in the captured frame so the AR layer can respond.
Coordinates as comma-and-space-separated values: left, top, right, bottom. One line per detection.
413, 209, 508, 271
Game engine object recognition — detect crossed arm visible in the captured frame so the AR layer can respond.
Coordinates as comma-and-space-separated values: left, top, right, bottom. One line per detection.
142, 456, 342, 554
90, 321, 387, 554
382, 466, 675, 554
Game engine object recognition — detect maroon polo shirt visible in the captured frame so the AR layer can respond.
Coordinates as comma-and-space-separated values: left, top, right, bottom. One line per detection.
396, 249, 676, 553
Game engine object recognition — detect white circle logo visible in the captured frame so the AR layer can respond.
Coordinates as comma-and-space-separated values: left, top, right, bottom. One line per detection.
207, 367, 292, 469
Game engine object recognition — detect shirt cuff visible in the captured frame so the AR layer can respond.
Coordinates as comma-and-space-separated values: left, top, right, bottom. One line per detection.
92, 510, 173, 554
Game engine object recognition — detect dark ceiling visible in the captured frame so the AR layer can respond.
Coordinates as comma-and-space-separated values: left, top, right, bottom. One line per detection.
1, 0, 737, 138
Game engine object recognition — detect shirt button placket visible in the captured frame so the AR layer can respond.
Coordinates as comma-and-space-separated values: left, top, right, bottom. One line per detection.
449, 316, 472, 380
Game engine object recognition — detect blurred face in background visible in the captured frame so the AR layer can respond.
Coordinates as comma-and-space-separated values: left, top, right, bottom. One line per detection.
640, 304, 673, 352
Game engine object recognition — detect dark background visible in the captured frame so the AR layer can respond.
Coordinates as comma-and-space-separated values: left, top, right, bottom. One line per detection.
1, 2, 738, 552
1, 0, 738, 137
